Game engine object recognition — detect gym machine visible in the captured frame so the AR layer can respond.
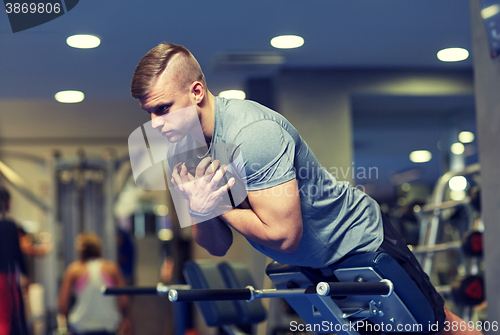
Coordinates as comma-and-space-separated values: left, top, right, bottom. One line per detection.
104, 251, 445, 334
413, 164, 484, 320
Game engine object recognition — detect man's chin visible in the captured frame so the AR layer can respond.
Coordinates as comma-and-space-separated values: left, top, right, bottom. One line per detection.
164, 134, 181, 143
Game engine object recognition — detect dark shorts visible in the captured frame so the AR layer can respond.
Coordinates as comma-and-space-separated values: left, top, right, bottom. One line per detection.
375, 212, 446, 334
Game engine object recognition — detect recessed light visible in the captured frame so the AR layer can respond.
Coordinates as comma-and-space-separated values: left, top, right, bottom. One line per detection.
409, 150, 432, 163
437, 48, 469, 62
219, 90, 246, 100
458, 131, 475, 143
66, 34, 101, 49
270, 35, 304, 49
451, 143, 465, 155
55, 90, 85, 103
481, 4, 500, 19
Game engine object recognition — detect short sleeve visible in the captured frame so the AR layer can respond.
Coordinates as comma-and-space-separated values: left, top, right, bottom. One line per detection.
233, 120, 296, 191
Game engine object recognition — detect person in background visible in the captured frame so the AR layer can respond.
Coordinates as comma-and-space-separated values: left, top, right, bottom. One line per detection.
58, 233, 130, 335
116, 228, 135, 286
0, 186, 52, 279
0, 186, 29, 335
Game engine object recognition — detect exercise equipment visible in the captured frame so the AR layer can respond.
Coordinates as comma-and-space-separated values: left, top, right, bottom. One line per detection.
261, 252, 433, 334
413, 164, 484, 321
104, 261, 267, 334
452, 275, 485, 306
104, 252, 440, 334
416, 164, 481, 275
56, 150, 118, 265
412, 230, 483, 257
102, 283, 190, 296
462, 231, 483, 257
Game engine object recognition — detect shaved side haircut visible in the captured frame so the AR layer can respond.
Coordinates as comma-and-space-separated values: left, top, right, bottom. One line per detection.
131, 43, 206, 98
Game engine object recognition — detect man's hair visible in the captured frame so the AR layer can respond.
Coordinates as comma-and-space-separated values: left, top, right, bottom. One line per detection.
77, 232, 102, 261
0, 185, 10, 214
131, 43, 206, 99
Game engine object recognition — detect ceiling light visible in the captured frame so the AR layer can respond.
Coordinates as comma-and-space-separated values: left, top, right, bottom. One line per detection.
401, 183, 411, 192
437, 48, 469, 62
55, 90, 85, 103
458, 131, 475, 143
270, 35, 304, 49
409, 150, 432, 163
481, 4, 500, 19
66, 34, 101, 49
451, 143, 465, 155
219, 90, 246, 100
449, 176, 467, 191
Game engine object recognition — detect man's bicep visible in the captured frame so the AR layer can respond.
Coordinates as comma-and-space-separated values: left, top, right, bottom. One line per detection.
247, 179, 302, 232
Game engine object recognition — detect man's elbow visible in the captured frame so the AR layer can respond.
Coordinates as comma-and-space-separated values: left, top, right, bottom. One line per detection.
207, 246, 229, 257
276, 227, 303, 254
195, 238, 231, 257
280, 239, 300, 253
196, 238, 231, 257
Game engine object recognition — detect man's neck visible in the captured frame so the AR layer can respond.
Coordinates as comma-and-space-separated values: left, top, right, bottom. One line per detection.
200, 90, 215, 146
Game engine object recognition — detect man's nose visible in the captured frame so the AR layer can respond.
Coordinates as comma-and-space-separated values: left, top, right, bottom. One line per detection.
151, 114, 164, 130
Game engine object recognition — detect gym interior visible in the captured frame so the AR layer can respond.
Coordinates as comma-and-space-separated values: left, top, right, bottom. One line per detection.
2, 1, 500, 334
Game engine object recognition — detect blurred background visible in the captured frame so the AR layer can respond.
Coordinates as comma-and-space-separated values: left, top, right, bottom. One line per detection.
1, 0, 499, 334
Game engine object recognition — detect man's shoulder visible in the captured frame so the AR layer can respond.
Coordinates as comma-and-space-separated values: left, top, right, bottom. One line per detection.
216, 97, 286, 139
218, 97, 278, 122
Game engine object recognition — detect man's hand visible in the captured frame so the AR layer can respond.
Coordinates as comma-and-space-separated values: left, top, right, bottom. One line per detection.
171, 157, 235, 214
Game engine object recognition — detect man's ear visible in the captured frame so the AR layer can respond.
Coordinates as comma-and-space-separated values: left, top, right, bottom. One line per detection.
191, 82, 205, 105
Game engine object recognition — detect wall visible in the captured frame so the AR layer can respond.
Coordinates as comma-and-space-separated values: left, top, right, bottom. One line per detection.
275, 68, 474, 187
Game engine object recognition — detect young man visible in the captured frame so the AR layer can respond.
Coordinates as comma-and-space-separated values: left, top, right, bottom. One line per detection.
130, 43, 480, 335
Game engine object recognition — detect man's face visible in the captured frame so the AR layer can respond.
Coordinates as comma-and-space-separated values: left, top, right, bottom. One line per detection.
139, 68, 199, 143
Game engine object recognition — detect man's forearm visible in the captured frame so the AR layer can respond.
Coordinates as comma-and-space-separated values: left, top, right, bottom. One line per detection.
192, 216, 233, 256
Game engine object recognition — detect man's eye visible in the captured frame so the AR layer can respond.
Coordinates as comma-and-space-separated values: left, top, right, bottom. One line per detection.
157, 105, 171, 114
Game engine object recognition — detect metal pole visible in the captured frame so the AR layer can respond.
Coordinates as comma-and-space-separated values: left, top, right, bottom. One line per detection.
104, 151, 117, 261
43, 152, 60, 332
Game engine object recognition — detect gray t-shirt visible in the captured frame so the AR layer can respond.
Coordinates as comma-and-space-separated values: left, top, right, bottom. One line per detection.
184, 97, 383, 269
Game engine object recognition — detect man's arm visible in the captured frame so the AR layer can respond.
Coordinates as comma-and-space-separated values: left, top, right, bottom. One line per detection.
191, 179, 302, 255
192, 217, 233, 256
174, 140, 302, 254
172, 158, 235, 256
220, 178, 303, 253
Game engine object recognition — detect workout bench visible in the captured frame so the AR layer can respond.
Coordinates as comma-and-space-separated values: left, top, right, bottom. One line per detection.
104, 252, 437, 334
